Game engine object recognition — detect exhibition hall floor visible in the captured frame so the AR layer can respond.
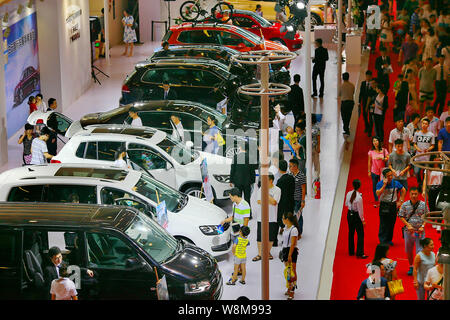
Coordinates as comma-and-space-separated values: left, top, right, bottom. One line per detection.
0, 40, 360, 300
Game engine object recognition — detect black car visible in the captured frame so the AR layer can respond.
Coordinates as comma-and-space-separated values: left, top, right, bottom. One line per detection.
0, 202, 222, 300
80, 100, 258, 158
120, 59, 241, 108
150, 45, 290, 85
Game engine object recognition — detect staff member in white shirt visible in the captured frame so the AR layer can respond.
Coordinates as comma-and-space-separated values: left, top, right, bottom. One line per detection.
345, 179, 368, 259
128, 107, 143, 127
252, 173, 281, 262
170, 115, 185, 142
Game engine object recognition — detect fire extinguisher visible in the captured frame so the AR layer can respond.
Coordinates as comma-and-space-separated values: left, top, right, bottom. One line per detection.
314, 179, 321, 199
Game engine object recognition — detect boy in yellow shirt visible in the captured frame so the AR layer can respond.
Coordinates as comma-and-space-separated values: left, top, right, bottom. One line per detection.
226, 226, 250, 285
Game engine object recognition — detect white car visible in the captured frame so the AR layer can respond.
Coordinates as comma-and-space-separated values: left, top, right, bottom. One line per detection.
44, 123, 233, 200
0, 164, 232, 256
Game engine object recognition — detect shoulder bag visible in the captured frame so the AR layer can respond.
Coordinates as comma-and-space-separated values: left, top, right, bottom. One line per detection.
428, 277, 443, 300
379, 182, 396, 216
230, 203, 241, 236
387, 278, 404, 296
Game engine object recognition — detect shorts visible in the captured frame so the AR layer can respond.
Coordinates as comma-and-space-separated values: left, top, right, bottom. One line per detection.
281, 247, 299, 263
419, 91, 434, 102
257, 222, 279, 242
234, 256, 247, 265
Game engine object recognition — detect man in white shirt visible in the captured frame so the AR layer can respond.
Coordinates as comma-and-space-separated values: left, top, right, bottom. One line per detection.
388, 118, 411, 153
30, 126, 53, 164
252, 173, 281, 262
128, 107, 143, 127
422, 106, 440, 137
170, 115, 185, 142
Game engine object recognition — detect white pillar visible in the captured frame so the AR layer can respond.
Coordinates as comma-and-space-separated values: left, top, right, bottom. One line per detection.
337, 0, 343, 99
305, 1, 313, 198
0, 32, 8, 166
104, 0, 110, 65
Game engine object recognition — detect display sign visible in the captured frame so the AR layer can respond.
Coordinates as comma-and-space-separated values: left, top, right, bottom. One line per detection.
156, 200, 168, 229
200, 158, 214, 202
3, 6, 41, 138
66, 5, 82, 42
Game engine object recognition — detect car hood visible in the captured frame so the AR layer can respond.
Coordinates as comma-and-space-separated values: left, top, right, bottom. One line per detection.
263, 39, 289, 51
182, 196, 227, 225
196, 151, 232, 175
161, 243, 217, 281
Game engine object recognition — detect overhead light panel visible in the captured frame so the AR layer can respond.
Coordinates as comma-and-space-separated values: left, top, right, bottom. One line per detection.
17, 4, 24, 15
27, 0, 33, 9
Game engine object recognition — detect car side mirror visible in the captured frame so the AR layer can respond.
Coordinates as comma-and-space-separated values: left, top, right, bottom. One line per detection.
166, 161, 173, 171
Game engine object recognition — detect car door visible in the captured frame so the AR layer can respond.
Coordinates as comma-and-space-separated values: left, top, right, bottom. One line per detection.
126, 144, 178, 190
99, 187, 157, 219
0, 228, 23, 299
140, 69, 163, 101
84, 231, 157, 299
189, 70, 226, 107
135, 111, 172, 134
218, 31, 253, 51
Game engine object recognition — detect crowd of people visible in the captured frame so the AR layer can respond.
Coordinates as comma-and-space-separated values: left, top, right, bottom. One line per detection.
345, 0, 448, 300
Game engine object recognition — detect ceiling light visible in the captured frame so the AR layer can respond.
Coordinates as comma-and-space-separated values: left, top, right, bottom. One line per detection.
27, 0, 33, 9
17, 4, 24, 15
296, 2, 305, 10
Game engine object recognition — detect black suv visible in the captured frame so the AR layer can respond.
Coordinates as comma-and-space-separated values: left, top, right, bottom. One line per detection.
120, 59, 241, 108
0, 202, 222, 300
80, 100, 258, 158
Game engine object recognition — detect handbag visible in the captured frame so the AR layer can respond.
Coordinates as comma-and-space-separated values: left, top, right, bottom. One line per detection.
365, 286, 386, 300
387, 279, 404, 296
229, 203, 241, 236
379, 183, 396, 216
428, 277, 443, 300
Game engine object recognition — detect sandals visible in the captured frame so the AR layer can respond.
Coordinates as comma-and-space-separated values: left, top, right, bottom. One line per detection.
239, 280, 246, 285
226, 278, 237, 285
253, 255, 273, 261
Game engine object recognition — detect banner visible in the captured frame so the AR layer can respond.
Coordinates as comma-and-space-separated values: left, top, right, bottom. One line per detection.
156, 200, 168, 229
4, 8, 40, 138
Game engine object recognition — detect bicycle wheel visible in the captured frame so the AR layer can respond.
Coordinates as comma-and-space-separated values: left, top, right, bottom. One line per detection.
180, 1, 201, 22
211, 2, 234, 23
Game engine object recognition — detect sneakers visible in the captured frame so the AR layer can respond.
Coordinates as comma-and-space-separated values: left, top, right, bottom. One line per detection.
407, 266, 413, 276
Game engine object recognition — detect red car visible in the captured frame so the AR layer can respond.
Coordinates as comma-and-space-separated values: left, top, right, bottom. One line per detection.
217, 9, 303, 51
163, 22, 289, 53
14, 66, 40, 105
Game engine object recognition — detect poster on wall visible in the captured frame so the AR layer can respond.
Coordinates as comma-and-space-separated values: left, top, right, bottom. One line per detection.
3, 6, 40, 138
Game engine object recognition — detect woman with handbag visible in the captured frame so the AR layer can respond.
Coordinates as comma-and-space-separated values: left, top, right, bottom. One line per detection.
368, 137, 389, 207
280, 212, 300, 300
413, 238, 436, 300
380, 14, 394, 54
371, 243, 401, 299
122, 10, 137, 57
345, 179, 367, 259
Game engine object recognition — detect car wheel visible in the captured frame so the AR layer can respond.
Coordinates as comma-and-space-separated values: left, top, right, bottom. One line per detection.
311, 13, 322, 27
175, 236, 195, 245
185, 186, 205, 199
270, 38, 286, 46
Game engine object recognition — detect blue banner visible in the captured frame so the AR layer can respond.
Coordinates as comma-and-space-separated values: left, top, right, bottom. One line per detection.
4, 10, 40, 138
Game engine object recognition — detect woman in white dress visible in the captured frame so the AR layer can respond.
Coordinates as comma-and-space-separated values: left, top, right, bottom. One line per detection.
122, 10, 137, 57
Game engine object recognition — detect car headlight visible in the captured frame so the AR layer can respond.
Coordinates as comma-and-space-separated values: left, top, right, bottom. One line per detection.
214, 174, 230, 183
185, 280, 211, 293
199, 225, 220, 235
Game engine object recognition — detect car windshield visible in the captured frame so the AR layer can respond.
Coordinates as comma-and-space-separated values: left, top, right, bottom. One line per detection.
233, 26, 263, 44
249, 13, 272, 28
157, 136, 199, 165
125, 212, 178, 264
134, 173, 187, 213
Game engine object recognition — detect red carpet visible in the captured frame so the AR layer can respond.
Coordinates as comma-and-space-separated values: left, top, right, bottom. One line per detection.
330, 49, 443, 300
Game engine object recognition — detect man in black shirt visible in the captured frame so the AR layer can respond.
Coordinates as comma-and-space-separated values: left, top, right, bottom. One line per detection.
375, 47, 392, 92
276, 160, 295, 236
312, 38, 329, 98
288, 74, 305, 125
358, 70, 373, 133
229, 143, 257, 218
45, 98, 58, 162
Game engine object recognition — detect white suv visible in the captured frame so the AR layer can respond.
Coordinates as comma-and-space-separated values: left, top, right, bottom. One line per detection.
0, 164, 232, 256
50, 124, 233, 200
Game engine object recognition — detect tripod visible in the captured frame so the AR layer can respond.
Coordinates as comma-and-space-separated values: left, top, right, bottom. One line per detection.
91, 42, 109, 85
